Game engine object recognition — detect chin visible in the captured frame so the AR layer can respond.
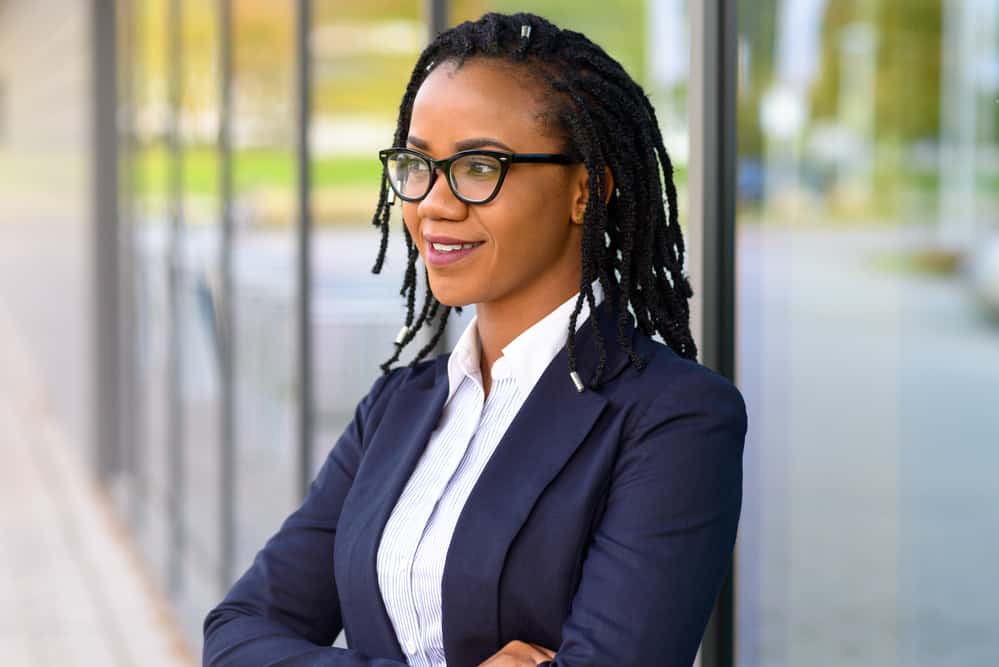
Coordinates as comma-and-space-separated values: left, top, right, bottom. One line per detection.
426, 276, 478, 309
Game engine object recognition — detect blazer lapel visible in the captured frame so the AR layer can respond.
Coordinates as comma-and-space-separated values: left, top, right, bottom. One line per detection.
440, 300, 640, 665
338, 360, 449, 660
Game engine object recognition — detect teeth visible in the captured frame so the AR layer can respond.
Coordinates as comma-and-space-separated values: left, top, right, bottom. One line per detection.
432, 242, 479, 252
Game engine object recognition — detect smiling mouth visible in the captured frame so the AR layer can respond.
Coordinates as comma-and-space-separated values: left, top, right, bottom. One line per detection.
431, 241, 481, 252
424, 239, 484, 266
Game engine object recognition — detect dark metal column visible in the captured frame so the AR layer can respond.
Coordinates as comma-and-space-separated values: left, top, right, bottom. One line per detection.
218, 0, 237, 591
295, 0, 315, 497
165, 0, 186, 596
91, 0, 121, 483
427, 0, 448, 38
689, 1, 738, 666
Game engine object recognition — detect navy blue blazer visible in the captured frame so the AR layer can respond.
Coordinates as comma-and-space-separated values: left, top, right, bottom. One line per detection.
204, 301, 747, 667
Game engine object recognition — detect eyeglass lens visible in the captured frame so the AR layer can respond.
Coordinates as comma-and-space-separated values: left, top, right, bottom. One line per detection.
385, 152, 503, 202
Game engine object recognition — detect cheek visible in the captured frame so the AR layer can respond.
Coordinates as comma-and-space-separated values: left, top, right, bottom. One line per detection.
489, 179, 570, 247
401, 204, 420, 239
482, 200, 572, 280
519, 170, 571, 216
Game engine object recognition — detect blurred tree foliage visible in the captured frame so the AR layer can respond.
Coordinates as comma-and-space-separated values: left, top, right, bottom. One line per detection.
134, 0, 952, 156
451, 0, 648, 83
810, 0, 942, 143
136, 1, 655, 141
232, 0, 294, 147
312, 0, 422, 116
736, 1, 779, 160
738, 0, 944, 161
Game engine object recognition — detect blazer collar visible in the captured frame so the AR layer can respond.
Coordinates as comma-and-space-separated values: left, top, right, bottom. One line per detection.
446, 280, 607, 402
337, 359, 449, 661
339, 297, 646, 664
440, 296, 644, 663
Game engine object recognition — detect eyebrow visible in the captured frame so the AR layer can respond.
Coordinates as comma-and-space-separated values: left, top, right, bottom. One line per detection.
407, 135, 515, 153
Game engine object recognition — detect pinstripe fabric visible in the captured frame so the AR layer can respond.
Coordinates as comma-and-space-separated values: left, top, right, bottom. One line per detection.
375, 283, 603, 666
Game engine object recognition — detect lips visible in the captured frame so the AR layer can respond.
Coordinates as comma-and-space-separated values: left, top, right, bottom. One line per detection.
423, 234, 484, 267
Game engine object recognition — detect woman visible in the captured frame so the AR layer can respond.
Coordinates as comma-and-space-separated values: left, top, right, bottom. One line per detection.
204, 12, 747, 667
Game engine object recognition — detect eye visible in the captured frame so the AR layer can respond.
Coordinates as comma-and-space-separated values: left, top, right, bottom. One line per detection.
457, 157, 500, 179
399, 155, 429, 173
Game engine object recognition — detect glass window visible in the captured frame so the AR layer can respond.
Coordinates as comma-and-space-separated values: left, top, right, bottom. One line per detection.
130, 0, 173, 593
176, 0, 224, 644
231, 0, 299, 576
309, 1, 432, 477
735, 1, 999, 665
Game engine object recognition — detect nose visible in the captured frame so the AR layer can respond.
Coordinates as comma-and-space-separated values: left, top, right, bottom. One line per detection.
416, 167, 467, 221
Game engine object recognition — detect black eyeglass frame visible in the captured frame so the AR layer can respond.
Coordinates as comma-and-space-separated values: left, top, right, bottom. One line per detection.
378, 147, 579, 205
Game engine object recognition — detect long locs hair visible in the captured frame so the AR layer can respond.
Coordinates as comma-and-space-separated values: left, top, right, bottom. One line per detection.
371, 12, 697, 387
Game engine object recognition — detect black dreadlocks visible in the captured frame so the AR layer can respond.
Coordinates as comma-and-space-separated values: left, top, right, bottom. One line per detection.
371, 12, 697, 387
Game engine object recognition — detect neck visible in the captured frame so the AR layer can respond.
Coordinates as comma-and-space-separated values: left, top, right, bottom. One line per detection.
475, 278, 582, 393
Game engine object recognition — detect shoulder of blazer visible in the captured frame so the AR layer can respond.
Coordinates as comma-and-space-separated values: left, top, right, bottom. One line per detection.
371, 353, 446, 398
356, 354, 449, 447
609, 330, 748, 439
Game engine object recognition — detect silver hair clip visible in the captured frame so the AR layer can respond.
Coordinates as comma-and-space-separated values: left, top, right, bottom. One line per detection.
386, 188, 396, 205
425, 60, 435, 72
569, 371, 585, 393
394, 325, 410, 345
520, 24, 532, 40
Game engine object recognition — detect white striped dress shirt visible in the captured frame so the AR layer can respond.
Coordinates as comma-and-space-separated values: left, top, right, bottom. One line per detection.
375, 283, 603, 666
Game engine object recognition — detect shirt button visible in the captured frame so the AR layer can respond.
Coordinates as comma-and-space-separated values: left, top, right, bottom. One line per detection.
405, 640, 418, 655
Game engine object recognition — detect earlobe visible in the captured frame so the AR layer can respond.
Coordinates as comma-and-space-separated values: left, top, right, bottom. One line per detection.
571, 164, 589, 225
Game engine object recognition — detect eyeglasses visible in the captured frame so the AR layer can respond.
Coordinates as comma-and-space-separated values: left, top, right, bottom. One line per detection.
378, 147, 578, 205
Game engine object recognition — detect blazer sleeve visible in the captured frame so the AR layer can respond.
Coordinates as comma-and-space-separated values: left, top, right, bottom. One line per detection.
540, 369, 748, 667
202, 371, 409, 667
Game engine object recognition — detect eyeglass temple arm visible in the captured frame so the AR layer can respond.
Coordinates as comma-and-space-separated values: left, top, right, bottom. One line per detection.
509, 153, 578, 164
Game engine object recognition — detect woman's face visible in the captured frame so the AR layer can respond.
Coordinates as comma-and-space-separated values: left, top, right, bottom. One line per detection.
402, 58, 588, 311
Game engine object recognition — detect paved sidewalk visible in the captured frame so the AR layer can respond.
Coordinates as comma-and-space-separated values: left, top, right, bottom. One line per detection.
0, 304, 196, 667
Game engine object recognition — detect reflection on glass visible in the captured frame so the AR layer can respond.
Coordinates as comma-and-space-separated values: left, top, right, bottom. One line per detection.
309, 1, 429, 479
735, 1, 999, 665
231, 0, 298, 576
177, 0, 223, 645
131, 0, 173, 592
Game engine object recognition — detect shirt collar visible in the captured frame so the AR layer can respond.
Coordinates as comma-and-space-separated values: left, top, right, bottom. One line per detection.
445, 281, 605, 403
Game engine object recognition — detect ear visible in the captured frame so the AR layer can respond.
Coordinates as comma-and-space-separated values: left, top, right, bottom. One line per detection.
570, 165, 616, 225
602, 165, 615, 204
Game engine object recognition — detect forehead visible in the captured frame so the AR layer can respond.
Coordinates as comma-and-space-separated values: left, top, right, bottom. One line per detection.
408, 59, 553, 151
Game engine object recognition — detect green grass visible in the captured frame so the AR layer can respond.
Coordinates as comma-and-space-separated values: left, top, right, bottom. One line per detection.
130, 144, 688, 198
131, 145, 382, 197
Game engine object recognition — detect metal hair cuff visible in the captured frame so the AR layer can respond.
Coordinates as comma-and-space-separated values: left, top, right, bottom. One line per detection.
570, 371, 585, 393
394, 325, 410, 345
